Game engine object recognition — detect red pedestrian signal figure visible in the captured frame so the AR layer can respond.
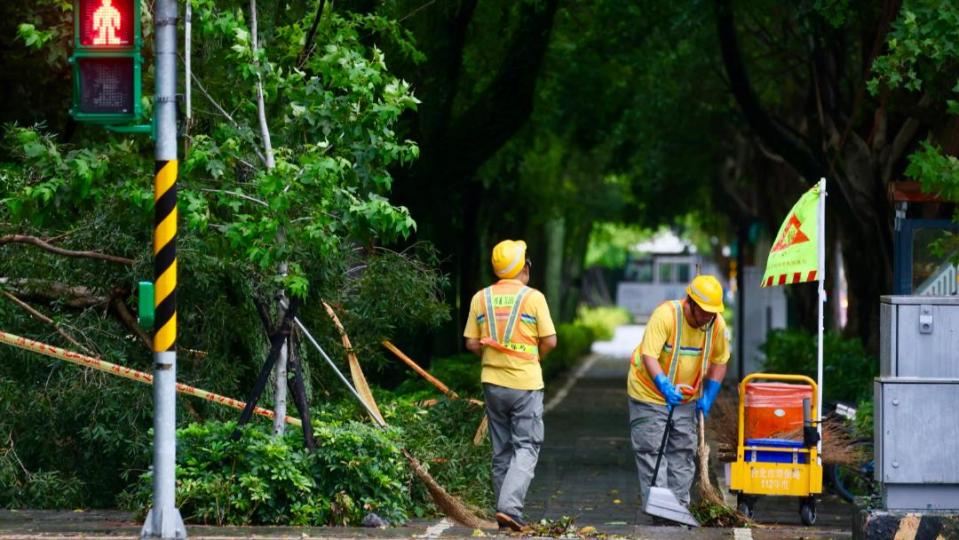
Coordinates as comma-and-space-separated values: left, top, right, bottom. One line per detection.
92, 0, 123, 45
71, 0, 142, 123
78, 0, 133, 48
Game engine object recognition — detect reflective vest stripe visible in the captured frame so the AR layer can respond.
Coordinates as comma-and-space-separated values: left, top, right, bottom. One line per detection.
480, 285, 539, 361
502, 287, 531, 345
695, 321, 716, 399
483, 287, 499, 343
666, 300, 683, 383
637, 300, 715, 403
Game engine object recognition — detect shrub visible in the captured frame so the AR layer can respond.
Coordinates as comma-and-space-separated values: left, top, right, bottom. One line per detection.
429, 354, 483, 396
0, 451, 84, 510
391, 353, 482, 398
122, 420, 411, 526
385, 397, 492, 516
575, 305, 631, 341
542, 323, 595, 381
761, 329, 877, 406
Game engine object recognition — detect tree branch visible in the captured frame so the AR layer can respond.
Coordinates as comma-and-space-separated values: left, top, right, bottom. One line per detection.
298, 0, 327, 67
200, 188, 269, 207
250, 0, 276, 170
441, 0, 559, 178
0, 278, 110, 308
714, 0, 825, 181
0, 235, 134, 265
880, 94, 931, 183
110, 297, 153, 349
190, 72, 269, 168
1, 290, 95, 355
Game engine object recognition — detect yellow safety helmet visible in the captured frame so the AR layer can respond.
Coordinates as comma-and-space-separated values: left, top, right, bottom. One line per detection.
491, 239, 527, 279
687, 275, 724, 313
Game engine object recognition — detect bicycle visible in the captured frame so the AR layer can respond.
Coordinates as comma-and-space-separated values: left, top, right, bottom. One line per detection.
823, 404, 876, 503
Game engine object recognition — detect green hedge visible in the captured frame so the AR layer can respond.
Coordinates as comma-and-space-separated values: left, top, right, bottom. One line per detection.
393, 321, 601, 398
761, 328, 877, 413
575, 306, 631, 341
391, 353, 481, 397
542, 323, 594, 381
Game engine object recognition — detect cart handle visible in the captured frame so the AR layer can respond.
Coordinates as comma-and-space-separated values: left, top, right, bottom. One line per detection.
742, 446, 812, 453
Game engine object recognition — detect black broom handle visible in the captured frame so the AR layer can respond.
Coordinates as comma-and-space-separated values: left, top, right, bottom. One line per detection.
651, 405, 676, 486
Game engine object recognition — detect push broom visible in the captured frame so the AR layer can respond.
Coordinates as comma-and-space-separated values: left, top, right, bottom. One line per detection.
643, 406, 700, 527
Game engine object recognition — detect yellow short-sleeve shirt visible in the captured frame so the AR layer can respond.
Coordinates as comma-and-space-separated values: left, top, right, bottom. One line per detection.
627, 300, 729, 405
464, 280, 557, 390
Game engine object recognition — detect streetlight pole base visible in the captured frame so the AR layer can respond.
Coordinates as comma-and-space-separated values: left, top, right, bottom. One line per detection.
140, 507, 187, 539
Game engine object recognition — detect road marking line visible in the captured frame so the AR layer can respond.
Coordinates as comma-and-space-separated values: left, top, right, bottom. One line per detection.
544, 353, 600, 413
733, 527, 753, 540
424, 517, 453, 538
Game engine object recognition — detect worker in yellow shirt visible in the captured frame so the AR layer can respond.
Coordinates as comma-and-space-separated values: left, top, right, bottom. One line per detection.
464, 239, 557, 531
626, 275, 729, 509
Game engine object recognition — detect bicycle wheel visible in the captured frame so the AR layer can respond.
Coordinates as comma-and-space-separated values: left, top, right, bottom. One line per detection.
829, 461, 875, 502
827, 463, 855, 502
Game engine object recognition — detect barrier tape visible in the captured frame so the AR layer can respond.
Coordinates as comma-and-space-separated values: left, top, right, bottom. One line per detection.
0, 330, 302, 427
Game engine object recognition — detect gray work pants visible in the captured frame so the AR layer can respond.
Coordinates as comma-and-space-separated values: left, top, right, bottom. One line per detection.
628, 399, 698, 506
483, 383, 544, 518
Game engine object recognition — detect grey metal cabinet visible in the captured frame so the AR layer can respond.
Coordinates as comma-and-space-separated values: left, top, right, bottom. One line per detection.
880, 296, 959, 378
875, 378, 959, 510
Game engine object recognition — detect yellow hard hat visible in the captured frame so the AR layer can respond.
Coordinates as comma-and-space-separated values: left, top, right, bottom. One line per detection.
491, 239, 527, 279
687, 275, 724, 313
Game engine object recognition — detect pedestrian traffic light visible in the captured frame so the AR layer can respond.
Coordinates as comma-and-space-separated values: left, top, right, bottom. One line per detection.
70, 0, 143, 124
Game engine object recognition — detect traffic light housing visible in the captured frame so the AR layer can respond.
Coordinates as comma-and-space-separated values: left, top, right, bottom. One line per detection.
70, 0, 143, 124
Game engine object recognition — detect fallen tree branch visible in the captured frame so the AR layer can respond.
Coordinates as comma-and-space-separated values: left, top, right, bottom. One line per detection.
190, 72, 268, 168
0, 278, 110, 308
0, 291, 95, 355
0, 235, 134, 266
110, 297, 153, 350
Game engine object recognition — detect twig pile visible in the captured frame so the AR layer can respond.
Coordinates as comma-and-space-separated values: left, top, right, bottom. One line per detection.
708, 395, 862, 466
695, 411, 749, 527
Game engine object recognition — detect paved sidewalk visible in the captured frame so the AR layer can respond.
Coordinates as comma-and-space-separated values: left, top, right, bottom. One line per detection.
522, 324, 854, 536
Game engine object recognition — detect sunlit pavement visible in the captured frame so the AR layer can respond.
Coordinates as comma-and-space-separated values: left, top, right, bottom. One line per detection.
0, 325, 855, 539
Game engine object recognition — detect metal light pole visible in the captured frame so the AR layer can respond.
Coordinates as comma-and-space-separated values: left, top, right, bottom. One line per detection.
140, 0, 186, 537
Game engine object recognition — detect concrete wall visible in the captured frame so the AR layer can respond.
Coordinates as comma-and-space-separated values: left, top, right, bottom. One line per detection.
735, 266, 788, 380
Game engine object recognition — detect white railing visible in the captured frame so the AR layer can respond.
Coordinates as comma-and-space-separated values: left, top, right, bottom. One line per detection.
916, 262, 958, 296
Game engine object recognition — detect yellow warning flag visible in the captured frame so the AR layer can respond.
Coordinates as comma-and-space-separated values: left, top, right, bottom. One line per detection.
761, 183, 821, 287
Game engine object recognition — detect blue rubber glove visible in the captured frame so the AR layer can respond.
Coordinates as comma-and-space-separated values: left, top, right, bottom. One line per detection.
653, 373, 684, 407
697, 379, 722, 418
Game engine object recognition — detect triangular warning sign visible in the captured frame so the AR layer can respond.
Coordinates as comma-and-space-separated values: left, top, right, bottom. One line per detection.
771, 214, 809, 253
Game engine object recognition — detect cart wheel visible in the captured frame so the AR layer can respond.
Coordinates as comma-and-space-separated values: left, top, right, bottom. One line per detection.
736, 495, 755, 519
799, 497, 817, 526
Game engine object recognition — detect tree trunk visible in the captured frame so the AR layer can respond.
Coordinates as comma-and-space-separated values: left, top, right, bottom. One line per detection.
714, 0, 899, 352
272, 332, 289, 437
544, 216, 565, 317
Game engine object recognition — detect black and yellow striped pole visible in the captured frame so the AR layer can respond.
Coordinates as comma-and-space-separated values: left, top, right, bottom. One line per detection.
140, 0, 186, 537
153, 160, 177, 353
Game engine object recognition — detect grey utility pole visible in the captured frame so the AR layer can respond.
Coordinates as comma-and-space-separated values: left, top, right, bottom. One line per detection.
140, 0, 186, 537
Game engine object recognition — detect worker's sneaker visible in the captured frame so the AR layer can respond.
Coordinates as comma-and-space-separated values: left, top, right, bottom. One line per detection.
495, 512, 527, 532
